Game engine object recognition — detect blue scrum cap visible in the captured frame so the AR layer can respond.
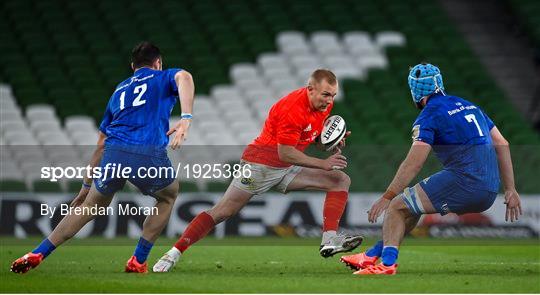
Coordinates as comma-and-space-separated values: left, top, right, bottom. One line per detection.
407, 63, 445, 103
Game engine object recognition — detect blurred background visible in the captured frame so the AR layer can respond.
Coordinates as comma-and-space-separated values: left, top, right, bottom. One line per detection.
0, 0, 539, 239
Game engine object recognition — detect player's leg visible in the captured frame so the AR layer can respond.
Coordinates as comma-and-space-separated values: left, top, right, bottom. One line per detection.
383, 185, 434, 247
180, 184, 253, 250
401, 214, 421, 244
121, 152, 181, 273
284, 168, 363, 257
354, 184, 435, 275
124, 180, 179, 273
153, 183, 253, 272
285, 168, 351, 233
341, 188, 422, 270
141, 181, 178, 242
342, 214, 420, 270
353, 171, 460, 274
49, 187, 115, 246
10, 186, 114, 274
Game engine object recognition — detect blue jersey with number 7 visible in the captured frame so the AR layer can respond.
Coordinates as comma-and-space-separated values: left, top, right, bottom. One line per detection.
99, 67, 182, 152
412, 93, 500, 192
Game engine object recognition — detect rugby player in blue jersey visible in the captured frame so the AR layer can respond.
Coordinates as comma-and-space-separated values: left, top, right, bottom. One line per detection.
11, 42, 194, 274
341, 63, 522, 275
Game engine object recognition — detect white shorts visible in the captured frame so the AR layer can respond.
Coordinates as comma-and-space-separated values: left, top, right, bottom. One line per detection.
231, 160, 303, 195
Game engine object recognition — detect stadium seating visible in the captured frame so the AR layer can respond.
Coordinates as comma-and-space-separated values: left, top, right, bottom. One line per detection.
507, 0, 540, 50
1, 0, 539, 193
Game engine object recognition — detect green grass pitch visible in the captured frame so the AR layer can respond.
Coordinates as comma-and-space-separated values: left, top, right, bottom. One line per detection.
1, 237, 539, 293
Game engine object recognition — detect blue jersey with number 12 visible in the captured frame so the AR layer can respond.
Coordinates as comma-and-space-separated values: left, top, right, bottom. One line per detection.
99, 67, 181, 153
412, 93, 500, 192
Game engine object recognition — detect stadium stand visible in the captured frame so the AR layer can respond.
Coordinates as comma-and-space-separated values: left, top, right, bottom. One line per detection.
508, 0, 540, 50
1, 0, 538, 193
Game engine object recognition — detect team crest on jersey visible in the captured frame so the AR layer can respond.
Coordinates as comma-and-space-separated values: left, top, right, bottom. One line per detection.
411, 125, 420, 141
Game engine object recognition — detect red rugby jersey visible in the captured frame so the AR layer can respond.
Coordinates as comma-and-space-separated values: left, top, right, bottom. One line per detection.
242, 87, 333, 167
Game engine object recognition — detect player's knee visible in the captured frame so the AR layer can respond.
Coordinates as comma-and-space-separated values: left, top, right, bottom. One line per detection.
337, 171, 351, 189
165, 181, 180, 198
160, 194, 176, 206
161, 189, 178, 203
388, 197, 411, 217
154, 182, 179, 203
326, 171, 350, 191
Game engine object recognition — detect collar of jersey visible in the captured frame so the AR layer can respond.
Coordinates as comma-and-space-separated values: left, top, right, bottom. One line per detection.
426, 92, 446, 105
134, 67, 153, 73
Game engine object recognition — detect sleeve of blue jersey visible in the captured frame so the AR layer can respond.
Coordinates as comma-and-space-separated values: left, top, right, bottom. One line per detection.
412, 111, 436, 145
481, 110, 495, 131
166, 68, 183, 95
98, 100, 113, 133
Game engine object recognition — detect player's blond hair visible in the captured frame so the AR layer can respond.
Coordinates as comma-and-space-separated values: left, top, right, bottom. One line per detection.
309, 69, 337, 86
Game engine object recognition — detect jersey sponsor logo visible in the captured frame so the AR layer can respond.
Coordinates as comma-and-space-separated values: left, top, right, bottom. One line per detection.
114, 74, 155, 93
303, 124, 312, 132
412, 125, 420, 140
447, 104, 477, 116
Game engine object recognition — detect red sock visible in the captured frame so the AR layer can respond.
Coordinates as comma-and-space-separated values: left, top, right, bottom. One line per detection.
323, 191, 348, 232
174, 212, 215, 253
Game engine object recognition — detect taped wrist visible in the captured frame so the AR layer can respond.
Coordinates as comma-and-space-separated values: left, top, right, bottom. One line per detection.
382, 190, 397, 200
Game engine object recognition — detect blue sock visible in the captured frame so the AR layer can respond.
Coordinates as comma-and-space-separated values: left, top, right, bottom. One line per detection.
381, 246, 399, 266
133, 237, 153, 263
365, 240, 383, 257
32, 238, 56, 258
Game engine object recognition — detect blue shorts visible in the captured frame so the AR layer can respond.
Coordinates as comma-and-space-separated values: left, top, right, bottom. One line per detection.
418, 170, 497, 215
94, 147, 176, 196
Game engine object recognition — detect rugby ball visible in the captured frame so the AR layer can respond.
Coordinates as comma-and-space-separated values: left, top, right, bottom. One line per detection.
320, 115, 346, 151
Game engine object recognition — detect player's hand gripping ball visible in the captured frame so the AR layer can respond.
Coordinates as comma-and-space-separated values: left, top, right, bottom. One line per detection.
320, 115, 346, 151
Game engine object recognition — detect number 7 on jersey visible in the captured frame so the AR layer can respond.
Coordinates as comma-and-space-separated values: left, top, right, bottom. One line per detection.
464, 114, 484, 136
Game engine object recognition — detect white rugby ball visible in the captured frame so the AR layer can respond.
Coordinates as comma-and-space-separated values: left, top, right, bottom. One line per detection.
320, 115, 346, 151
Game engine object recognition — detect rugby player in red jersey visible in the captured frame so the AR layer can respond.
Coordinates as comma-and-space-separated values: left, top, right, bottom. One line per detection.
153, 69, 362, 272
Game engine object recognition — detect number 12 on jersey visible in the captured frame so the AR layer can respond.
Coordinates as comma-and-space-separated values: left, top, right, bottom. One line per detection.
465, 114, 484, 136
119, 83, 147, 110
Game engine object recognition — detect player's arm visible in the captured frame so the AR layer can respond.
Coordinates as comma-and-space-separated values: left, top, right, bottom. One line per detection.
277, 111, 347, 170
490, 126, 522, 221
368, 141, 431, 223
386, 141, 431, 196
175, 70, 194, 115
70, 131, 107, 207
169, 70, 195, 149
277, 144, 347, 170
